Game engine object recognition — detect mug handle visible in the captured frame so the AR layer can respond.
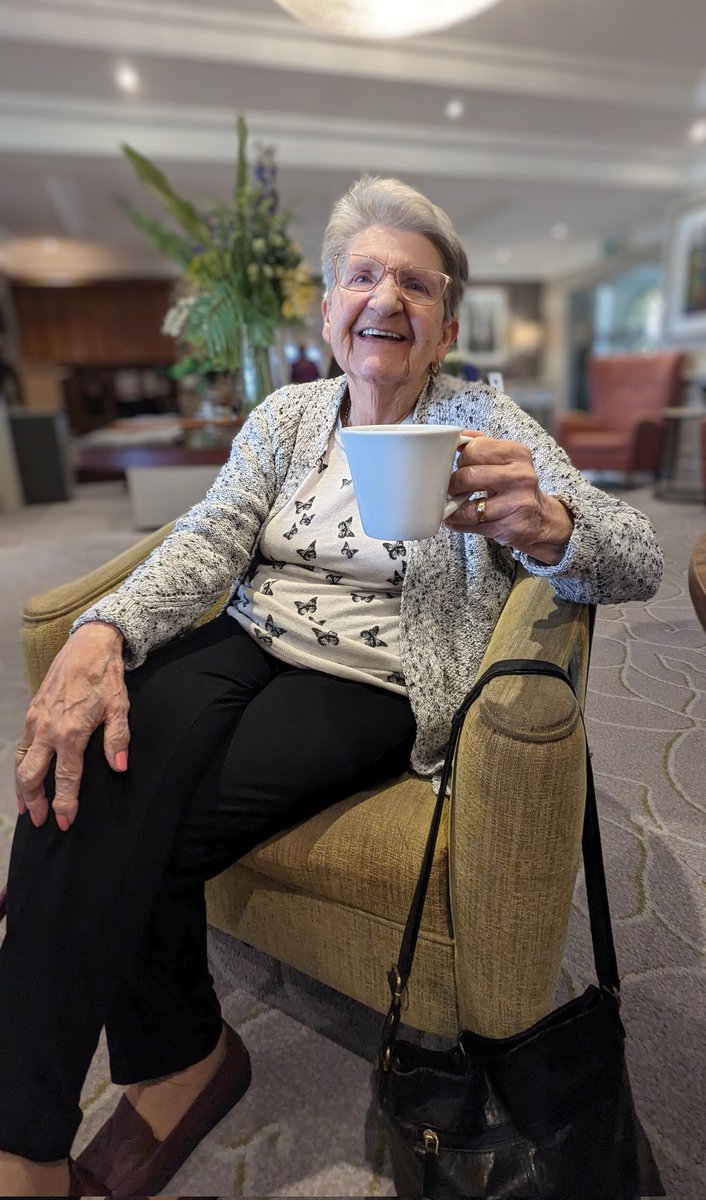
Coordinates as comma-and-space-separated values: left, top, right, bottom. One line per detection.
442, 434, 484, 519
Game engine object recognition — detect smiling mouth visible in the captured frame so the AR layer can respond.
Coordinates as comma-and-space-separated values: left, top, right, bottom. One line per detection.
357, 328, 406, 342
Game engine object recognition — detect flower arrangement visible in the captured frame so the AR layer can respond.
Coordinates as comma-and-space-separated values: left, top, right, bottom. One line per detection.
121, 116, 316, 396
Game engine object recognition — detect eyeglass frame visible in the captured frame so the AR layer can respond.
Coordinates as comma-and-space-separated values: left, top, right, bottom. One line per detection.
332, 252, 451, 307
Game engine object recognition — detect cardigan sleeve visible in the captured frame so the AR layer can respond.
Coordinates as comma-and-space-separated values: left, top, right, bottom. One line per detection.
488, 394, 663, 604
71, 395, 289, 668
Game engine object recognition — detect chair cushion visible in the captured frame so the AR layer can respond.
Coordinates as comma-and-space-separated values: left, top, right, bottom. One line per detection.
240, 772, 452, 937
562, 429, 631, 470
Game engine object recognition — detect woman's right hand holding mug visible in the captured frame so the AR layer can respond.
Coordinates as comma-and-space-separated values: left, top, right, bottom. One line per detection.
15, 621, 130, 832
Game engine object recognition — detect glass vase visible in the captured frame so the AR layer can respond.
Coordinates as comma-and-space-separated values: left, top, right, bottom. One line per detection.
240, 329, 274, 415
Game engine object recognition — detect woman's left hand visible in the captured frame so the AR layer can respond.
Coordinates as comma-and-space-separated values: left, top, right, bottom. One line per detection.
444, 430, 574, 565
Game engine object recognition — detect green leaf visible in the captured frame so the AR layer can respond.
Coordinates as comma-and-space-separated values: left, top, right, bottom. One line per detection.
234, 115, 248, 207
184, 279, 247, 372
119, 200, 195, 268
122, 143, 211, 243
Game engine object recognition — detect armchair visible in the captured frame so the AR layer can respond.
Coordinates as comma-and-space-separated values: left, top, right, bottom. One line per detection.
21, 529, 591, 1039
555, 351, 683, 483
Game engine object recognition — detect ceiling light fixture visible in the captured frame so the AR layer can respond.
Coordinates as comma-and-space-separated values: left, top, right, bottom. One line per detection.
115, 63, 140, 93
445, 99, 465, 120
272, 0, 501, 40
689, 118, 706, 144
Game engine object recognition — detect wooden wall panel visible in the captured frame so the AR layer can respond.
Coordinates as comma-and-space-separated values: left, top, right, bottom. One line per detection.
11, 280, 176, 366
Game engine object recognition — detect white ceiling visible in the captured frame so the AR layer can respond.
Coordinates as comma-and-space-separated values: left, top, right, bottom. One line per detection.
0, 0, 705, 283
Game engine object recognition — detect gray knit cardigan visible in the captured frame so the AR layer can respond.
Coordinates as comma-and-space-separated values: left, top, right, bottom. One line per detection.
75, 374, 663, 778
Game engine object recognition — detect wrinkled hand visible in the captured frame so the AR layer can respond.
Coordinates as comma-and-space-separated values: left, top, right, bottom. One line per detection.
15, 621, 129, 831
444, 430, 574, 564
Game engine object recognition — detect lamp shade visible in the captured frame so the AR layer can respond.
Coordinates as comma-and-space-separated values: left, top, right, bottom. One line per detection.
273, 0, 501, 40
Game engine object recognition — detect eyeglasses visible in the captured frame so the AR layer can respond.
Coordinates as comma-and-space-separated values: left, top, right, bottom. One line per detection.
333, 253, 450, 306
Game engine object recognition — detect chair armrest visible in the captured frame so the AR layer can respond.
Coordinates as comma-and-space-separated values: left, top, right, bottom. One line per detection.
449, 568, 590, 1037
554, 412, 600, 438
21, 521, 176, 694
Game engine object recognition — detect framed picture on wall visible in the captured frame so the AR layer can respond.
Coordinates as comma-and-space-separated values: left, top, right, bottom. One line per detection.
457, 287, 509, 366
664, 192, 706, 343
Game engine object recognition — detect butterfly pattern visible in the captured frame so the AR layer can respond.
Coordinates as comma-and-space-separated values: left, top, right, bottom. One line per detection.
226, 428, 405, 692
387, 565, 407, 587
313, 628, 339, 646
265, 614, 286, 638
360, 625, 388, 648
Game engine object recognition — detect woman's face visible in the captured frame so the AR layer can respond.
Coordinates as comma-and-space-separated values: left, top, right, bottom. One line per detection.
322, 225, 458, 397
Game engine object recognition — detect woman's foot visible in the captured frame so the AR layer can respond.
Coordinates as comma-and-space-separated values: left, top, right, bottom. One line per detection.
0, 1151, 70, 1197
124, 1023, 229, 1141
74, 1022, 251, 1196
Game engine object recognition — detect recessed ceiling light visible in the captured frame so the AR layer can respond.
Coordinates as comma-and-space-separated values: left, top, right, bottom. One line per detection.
689, 118, 706, 144
551, 222, 569, 240
445, 98, 464, 120
496, 247, 512, 263
115, 63, 140, 93
42, 237, 60, 253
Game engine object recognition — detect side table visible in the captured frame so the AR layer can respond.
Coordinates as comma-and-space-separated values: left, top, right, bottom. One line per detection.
654, 407, 706, 502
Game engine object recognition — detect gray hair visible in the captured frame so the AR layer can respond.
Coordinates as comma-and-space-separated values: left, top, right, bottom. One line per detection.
322, 176, 468, 321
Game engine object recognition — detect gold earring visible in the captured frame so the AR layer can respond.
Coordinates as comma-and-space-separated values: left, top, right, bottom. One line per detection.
429, 359, 441, 378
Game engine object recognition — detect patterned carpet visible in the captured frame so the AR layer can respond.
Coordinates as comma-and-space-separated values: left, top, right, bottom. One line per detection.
0, 480, 704, 1197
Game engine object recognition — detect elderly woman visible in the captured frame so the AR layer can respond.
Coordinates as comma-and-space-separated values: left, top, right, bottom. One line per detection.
0, 176, 662, 1196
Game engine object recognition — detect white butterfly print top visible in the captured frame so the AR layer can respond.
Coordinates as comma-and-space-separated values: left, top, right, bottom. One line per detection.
227, 422, 407, 694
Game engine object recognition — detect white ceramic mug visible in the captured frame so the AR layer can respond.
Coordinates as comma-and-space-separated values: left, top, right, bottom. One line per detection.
340, 424, 472, 540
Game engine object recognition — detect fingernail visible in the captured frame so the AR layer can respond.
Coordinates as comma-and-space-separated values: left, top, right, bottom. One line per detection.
56, 815, 70, 832
115, 750, 128, 772
17, 798, 27, 814
30, 812, 43, 828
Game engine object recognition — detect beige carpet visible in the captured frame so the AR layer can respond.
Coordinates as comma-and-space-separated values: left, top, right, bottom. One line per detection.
0, 480, 704, 1197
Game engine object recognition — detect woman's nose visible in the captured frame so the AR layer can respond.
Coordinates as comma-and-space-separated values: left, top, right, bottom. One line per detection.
369, 272, 404, 312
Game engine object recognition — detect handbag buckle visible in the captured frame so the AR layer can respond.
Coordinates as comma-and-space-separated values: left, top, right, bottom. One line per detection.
418, 1128, 440, 1156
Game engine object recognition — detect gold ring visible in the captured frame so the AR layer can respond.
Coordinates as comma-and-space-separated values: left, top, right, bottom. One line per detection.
15, 746, 30, 757
475, 497, 487, 524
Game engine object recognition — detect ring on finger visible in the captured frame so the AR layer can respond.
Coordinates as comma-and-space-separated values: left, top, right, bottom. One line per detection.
475, 497, 487, 524
15, 745, 30, 757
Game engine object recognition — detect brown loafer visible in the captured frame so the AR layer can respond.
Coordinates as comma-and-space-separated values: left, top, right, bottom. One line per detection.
68, 1154, 108, 1197
74, 1022, 251, 1197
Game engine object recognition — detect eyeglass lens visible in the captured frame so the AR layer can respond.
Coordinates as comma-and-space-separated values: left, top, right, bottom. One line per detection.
335, 254, 447, 304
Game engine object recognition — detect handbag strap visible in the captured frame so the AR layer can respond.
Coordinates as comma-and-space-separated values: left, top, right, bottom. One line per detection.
379, 651, 620, 1071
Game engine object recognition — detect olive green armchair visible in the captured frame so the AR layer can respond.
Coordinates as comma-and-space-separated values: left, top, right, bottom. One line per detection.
22, 525, 590, 1040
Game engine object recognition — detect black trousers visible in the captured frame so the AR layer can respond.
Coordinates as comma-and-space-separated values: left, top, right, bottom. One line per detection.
0, 615, 415, 1161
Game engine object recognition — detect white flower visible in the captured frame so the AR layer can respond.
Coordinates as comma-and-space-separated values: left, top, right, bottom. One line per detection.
161, 295, 195, 338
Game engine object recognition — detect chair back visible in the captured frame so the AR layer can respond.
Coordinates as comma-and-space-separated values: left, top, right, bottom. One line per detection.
588, 352, 683, 429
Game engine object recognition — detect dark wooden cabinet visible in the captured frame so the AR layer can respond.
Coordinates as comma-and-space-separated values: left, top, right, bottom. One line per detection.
11, 280, 176, 366
11, 279, 179, 432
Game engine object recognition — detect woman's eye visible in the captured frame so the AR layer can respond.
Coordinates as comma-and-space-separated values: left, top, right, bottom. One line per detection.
404, 276, 429, 295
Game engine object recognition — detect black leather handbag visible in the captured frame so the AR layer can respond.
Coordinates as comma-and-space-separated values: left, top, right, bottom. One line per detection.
376, 658, 664, 1199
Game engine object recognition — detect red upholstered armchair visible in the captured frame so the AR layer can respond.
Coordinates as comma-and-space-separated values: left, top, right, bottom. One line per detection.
555, 352, 683, 483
